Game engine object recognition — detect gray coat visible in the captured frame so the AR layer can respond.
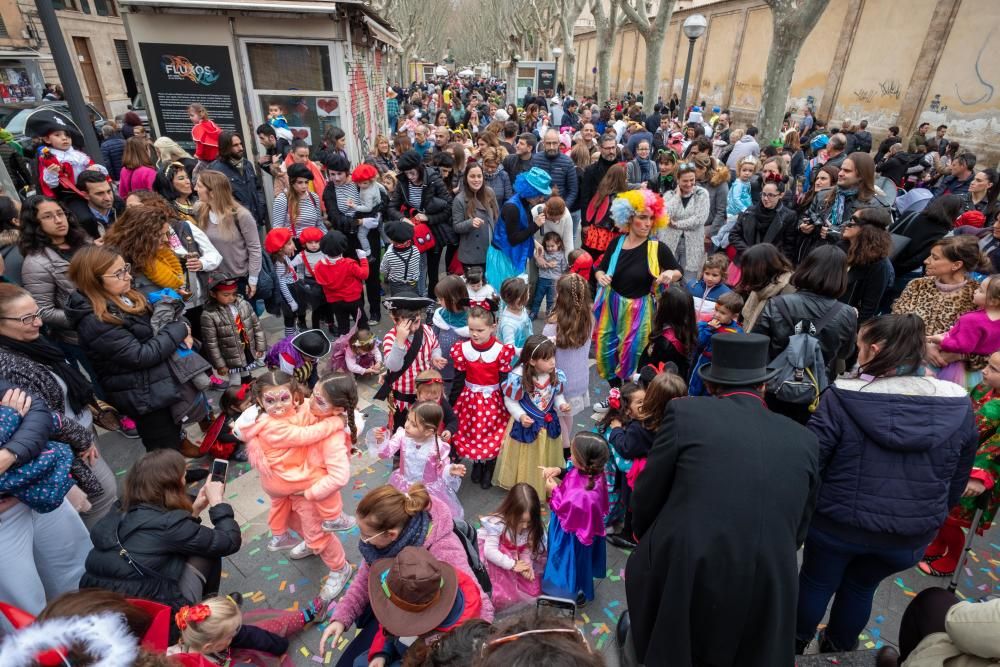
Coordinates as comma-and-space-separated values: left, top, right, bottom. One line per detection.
700, 178, 729, 236
21, 246, 79, 345
452, 189, 498, 266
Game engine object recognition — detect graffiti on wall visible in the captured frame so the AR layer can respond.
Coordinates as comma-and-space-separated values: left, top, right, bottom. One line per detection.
853, 80, 901, 104
346, 49, 387, 159
955, 26, 995, 106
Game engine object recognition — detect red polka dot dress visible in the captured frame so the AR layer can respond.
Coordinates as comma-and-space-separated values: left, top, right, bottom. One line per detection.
451, 338, 515, 461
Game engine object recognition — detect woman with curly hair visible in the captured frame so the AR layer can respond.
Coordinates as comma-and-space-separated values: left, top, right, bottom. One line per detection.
593, 190, 682, 391
103, 204, 185, 296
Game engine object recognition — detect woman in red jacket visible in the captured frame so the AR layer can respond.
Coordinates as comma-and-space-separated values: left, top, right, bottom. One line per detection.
312, 230, 369, 336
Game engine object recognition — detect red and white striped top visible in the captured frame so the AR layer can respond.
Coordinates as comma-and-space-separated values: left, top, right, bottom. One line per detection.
382, 324, 440, 401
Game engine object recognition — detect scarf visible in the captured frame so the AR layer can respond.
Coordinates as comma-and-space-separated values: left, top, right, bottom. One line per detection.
830, 187, 858, 227
635, 157, 654, 182
0, 333, 93, 412
226, 155, 246, 172
934, 278, 968, 293
358, 510, 431, 564
143, 246, 185, 289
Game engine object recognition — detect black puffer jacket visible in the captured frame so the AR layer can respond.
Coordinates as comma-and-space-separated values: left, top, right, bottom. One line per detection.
387, 165, 456, 246
65, 291, 187, 416
80, 502, 241, 613
729, 203, 797, 262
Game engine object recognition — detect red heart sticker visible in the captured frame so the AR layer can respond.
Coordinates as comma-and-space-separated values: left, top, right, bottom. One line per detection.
318, 98, 339, 114
291, 128, 309, 140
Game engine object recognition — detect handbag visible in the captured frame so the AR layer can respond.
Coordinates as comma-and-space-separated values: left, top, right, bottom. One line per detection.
584, 224, 619, 254
297, 252, 327, 308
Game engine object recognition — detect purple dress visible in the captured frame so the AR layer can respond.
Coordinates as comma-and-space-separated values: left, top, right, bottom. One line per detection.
541, 467, 609, 601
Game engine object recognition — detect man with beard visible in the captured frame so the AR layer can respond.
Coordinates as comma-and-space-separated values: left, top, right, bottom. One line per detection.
579, 133, 619, 213
209, 131, 265, 224
530, 128, 578, 210
502, 133, 537, 181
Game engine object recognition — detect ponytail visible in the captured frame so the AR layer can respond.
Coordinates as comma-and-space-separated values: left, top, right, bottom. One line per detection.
857, 314, 926, 379
568, 432, 610, 492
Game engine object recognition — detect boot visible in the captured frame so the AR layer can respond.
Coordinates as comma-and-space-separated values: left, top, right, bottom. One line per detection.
470, 461, 483, 484
179, 438, 204, 458
875, 646, 900, 667
818, 629, 856, 654
480, 459, 496, 490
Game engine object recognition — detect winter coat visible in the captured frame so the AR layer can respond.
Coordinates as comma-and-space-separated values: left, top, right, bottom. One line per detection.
728, 203, 797, 262
21, 246, 84, 345
207, 158, 265, 223
659, 186, 710, 276
452, 189, 497, 265
312, 256, 369, 303
329, 495, 495, 629
625, 158, 656, 190
386, 166, 456, 246
807, 375, 977, 549
842, 258, 893, 323
65, 291, 187, 416
752, 291, 857, 382
118, 165, 157, 199
66, 197, 125, 242
901, 598, 1000, 667
742, 272, 795, 332
530, 151, 579, 210
725, 135, 760, 170
0, 228, 22, 284
699, 177, 729, 235
482, 167, 512, 208
891, 214, 952, 275
100, 135, 126, 180
80, 502, 242, 614
808, 185, 889, 228
626, 393, 818, 666
199, 296, 266, 371
852, 130, 873, 154
579, 157, 617, 216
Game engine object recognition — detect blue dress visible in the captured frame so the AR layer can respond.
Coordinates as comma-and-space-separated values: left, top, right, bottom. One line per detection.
541, 467, 609, 602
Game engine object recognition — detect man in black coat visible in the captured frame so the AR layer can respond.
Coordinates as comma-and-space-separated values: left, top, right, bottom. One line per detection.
579, 133, 619, 216
208, 131, 266, 224
625, 334, 819, 667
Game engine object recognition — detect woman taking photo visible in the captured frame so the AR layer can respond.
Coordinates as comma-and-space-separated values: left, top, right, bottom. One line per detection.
118, 136, 158, 199
318, 483, 494, 666
194, 170, 262, 298
453, 162, 498, 274
369, 134, 397, 174
594, 189, 682, 388
788, 164, 840, 266
728, 180, 797, 264
81, 449, 241, 619
661, 162, 710, 280
272, 163, 325, 242
740, 243, 796, 332
66, 245, 200, 455
795, 314, 977, 655
840, 207, 893, 323
0, 283, 117, 528
753, 245, 858, 423
582, 164, 627, 265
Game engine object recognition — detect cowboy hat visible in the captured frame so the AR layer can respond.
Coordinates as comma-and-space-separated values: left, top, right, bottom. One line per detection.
368, 546, 459, 637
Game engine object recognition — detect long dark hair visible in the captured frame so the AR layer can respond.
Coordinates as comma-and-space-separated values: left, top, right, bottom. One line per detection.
792, 245, 848, 298
739, 243, 793, 293
921, 193, 964, 230
490, 483, 544, 557
847, 207, 892, 266
462, 163, 498, 220
858, 314, 926, 378
519, 334, 558, 389
648, 285, 696, 353
18, 195, 89, 255
570, 432, 610, 491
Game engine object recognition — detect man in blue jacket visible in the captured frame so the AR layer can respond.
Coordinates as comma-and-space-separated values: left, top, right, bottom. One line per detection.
531, 129, 578, 211
209, 131, 266, 225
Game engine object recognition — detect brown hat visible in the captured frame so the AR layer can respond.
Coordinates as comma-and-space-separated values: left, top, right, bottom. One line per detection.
368, 546, 458, 636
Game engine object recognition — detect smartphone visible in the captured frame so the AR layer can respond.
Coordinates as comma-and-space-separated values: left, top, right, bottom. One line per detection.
210, 458, 229, 485
536, 595, 576, 620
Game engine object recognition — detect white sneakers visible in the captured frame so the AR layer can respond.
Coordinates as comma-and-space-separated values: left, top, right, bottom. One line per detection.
289, 540, 314, 560
593, 399, 610, 414
320, 562, 354, 601
266, 534, 299, 551
322, 514, 357, 532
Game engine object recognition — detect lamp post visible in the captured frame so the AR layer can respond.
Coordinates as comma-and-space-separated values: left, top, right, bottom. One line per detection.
679, 14, 707, 122
551, 46, 563, 95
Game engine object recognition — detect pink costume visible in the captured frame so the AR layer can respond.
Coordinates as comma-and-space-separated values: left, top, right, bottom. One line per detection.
476, 514, 546, 612
937, 309, 1000, 386
241, 405, 348, 570
451, 338, 515, 461
378, 427, 464, 520
294, 409, 353, 523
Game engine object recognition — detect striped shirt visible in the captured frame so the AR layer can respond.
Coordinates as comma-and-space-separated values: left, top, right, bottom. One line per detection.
383, 324, 439, 402
275, 256, 301, 308
272, 191, 324, 238
334, 183, 360, 215
380, 245, 421, 284
407, 183, 423, 211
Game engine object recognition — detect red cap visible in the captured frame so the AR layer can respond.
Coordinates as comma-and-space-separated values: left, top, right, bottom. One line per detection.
955, 210, 986, 229
299, 227, 325, 243
265, 227, 294, 253
351, 163, 378, 182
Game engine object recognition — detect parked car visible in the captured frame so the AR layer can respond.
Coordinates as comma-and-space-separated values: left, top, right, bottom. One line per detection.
128, 94, 149, 126
4, 102, 107, 152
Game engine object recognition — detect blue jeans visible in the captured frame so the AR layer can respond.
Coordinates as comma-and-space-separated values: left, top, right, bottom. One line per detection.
796, 526, 926, 650
529, 276, 556, 318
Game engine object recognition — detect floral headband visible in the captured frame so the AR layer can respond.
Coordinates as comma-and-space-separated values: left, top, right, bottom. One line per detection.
608, 388, 621, 410
175, 604, 210, 630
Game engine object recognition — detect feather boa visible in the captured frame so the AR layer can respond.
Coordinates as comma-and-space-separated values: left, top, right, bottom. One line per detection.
0, 613, 138, 666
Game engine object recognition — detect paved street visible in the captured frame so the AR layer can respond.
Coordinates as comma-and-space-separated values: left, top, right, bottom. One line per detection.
92, 312, 1000, 666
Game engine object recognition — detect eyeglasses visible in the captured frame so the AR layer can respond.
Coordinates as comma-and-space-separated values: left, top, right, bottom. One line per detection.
761, 192, 781, 199
103, 263, 131, 281
843, 221, 858, 228
0, 309, 42, 326
37, 210, 67, 223
360, 529, 387, 544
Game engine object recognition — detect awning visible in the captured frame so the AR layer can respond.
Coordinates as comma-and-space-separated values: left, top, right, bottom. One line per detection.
0, 50, 52, 60
363, 15, 400, 50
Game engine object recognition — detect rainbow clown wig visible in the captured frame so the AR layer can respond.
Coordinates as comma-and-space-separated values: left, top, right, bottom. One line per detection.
609, 189, 669, 233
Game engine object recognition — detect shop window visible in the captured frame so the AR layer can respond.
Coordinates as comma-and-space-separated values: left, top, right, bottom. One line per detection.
0, 17, 8, 38
257, 94, 340, 148
246, 43, 331, 92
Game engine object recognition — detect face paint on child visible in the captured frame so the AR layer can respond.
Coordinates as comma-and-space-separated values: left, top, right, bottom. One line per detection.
261, 385, 295, 417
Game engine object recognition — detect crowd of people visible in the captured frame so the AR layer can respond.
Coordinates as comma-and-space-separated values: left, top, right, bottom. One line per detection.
0, 73, 998, 667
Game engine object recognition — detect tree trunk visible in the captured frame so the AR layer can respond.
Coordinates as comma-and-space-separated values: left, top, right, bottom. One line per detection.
507, 62, 517, 106
643, 33, 665, 107
596, 43, 613, 105
565, 49, 577, 96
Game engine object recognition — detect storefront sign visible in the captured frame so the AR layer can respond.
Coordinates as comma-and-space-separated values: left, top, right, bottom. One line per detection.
538, 68, 555, 94
138, 43, 241, 150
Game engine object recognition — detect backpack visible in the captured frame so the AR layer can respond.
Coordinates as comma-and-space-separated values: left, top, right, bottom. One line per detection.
765, 298, 843, 412
452, 518, 493, 596
255, 253, 281, 315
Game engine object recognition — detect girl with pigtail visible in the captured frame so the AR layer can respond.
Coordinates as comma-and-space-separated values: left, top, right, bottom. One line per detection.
540, 431, 611, 606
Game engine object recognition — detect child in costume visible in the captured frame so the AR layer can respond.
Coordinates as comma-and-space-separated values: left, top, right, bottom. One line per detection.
347, 163, 382, 257
464, 265, 495, 307
305, 373, 361, 533
495, 335, 570, 497
432, 274, 470, 396
381, 221, 422, 297
28, 109, 107, 201
637, 284, 697, 382
689, 291, 745, 397
239, 370, 354, 601
311, 230, 369, 337
712, 155, 757, 251
919, 350, 1000, 576
265, 228, 306, 337
568, 249, 594, 284
329, 320, 383, 376
265, 329, 331, 392
189, 103, 221, 167
199, 383, 253, 461
415, 369, 458, 442
372, 400, 465, 519
927, 274, 1000, 388
477, 483, 547, 612
450, 300, 515, 489
498, 277, 532, 361
296, 226, 328, 329
596, 382, 644, 535
200, 273, 267, 385
540, 432, 610, 605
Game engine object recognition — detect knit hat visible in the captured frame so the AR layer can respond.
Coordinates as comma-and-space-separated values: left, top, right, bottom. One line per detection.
320, 230, 349, 257
397, 150, 423, 172
299, 227, 325, 243
351, 163, 378, 183
385, 220, 414, 243
264, 228, 293, 254
514, 167, 553, 199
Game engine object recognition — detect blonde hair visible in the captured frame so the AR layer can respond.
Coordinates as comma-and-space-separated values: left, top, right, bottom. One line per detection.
153, 136, 193, 163
178, 597, 242, 653
195, 170, 240, 240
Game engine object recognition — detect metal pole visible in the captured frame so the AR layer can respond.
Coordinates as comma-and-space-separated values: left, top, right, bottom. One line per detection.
34, 0, 102, 161
679, 37, 696, 122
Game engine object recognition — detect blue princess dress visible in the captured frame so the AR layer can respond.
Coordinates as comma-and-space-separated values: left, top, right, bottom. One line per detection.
542, 466, 609, 602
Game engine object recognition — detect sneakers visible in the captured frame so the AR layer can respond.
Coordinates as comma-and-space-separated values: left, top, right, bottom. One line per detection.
267, 534, 300, 552
289, 540, 314, 560
119, 415, 140, 438
322, 514, 357, 532
320, 562, 354, 601
593, 399, 610, 414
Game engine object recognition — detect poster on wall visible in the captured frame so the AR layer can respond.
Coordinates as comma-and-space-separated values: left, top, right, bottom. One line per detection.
538, 69, 555, 94
138, 43, 241, 151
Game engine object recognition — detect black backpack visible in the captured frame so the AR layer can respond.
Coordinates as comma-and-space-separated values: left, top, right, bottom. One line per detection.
453, 519, 492, 596
255, 253, 282, 315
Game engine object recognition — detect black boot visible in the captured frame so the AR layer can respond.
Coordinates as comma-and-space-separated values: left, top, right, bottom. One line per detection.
470, 461, 483, 484
480, 459, 496, 490
818, 630, 856, 654
794, 636, 811, 655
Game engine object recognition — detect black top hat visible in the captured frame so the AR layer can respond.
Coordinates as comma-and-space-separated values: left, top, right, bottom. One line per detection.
25, 107, 84, 148
697, 333, 779, 386
291, 329, 331, 359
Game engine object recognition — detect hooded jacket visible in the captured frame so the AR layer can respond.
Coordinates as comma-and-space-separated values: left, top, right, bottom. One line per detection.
199, 294, 266, 371
807, 376, 978, 549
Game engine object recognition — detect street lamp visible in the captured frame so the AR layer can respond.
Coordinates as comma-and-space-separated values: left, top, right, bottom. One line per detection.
551, 46, 563, 94
679, 13, 707, 121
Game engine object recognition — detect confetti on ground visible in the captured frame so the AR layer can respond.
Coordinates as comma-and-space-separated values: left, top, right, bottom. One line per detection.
300, 646, 311, 657
249, 547, 261, 556
279, 580, 287, 591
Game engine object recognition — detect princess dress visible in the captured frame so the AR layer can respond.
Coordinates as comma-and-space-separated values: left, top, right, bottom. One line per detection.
494, 368, 568, 497
541, 466, 609, 602
378, 427, 464, 520
451, 338, 515, 462
476, 515, 547, 612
